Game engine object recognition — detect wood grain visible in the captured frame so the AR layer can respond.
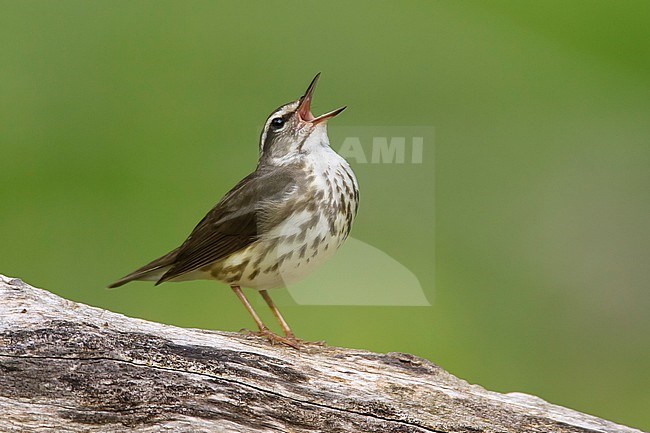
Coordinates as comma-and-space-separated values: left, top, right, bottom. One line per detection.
0, 275, 641, 433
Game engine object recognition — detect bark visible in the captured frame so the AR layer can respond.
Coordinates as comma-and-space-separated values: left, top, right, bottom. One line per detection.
0, 275, 641, 433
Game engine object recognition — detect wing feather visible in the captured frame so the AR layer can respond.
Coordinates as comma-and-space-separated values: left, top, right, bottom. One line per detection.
155, 165, 298, 284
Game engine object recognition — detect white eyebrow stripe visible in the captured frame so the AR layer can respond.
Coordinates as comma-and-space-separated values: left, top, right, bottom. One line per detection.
258, 102, 299, 153
259, 110, 282, 153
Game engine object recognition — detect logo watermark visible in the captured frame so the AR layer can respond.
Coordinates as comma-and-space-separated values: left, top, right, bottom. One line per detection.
334, 126, 433, 164
276, 126, 435, 306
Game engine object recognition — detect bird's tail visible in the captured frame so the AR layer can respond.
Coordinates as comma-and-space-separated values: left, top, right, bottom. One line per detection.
107, 248, 180, 288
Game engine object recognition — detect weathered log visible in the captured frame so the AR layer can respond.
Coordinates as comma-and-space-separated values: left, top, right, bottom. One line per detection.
0, 274, 641, 433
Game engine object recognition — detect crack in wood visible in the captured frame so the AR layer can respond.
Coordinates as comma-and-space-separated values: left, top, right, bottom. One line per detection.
0, 275, 642, 433
1, 353, 439, 432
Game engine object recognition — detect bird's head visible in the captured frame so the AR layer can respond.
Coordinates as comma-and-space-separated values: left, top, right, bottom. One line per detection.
258, 73, 346, 165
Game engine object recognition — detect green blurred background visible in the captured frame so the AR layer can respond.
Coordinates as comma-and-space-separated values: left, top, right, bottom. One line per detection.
1, 0, 648, 429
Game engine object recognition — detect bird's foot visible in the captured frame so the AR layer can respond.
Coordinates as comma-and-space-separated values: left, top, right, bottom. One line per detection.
241, 327, 301, 349
304, 339, 327, 347
283, 333, 327, 347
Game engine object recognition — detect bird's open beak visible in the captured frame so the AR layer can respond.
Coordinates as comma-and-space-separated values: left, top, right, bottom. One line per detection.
297, 73, 346, 125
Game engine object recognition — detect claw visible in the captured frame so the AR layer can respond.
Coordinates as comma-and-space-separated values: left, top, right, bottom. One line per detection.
241, 327, 301, 349
284, 335, 327, 347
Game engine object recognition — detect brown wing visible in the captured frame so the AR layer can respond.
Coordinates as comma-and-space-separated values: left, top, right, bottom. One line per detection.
107, 247, 180, 288
155, 165, 298, 284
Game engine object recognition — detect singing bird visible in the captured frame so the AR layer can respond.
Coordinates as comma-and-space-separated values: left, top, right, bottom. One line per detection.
109, 74, 359, 347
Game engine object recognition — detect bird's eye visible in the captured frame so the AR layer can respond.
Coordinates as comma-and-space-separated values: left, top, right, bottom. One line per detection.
270, 117, 285, 130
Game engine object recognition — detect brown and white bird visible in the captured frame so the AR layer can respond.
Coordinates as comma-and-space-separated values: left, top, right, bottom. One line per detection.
109, 74, 359, 347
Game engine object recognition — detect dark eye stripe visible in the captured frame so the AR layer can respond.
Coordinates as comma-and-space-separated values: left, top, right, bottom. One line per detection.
262, 115, 287, 154
259, 103, 298, 155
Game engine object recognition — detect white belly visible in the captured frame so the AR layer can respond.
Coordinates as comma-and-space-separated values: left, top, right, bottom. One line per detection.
231, 209, 344, 289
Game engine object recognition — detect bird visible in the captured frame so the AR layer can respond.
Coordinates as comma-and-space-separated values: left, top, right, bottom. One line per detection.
108, 74, 359, 348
